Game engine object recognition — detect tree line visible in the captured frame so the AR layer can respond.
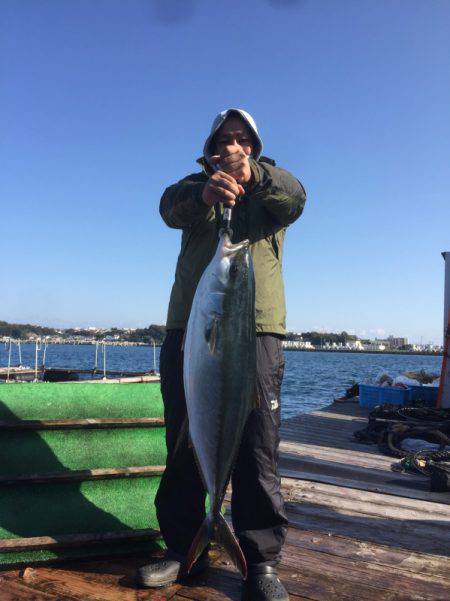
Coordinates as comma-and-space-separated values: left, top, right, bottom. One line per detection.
0, 321, 167, 345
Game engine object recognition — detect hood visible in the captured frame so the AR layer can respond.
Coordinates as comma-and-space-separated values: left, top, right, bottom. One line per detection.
203, 108, 263, 164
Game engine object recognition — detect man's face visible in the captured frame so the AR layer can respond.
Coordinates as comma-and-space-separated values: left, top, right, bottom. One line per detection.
213, 116, 254, 158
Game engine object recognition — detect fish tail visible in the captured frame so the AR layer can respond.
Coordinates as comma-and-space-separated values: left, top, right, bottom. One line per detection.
185, 512, 247, 579
215, 512, 247, 579
185, 513, 213, 575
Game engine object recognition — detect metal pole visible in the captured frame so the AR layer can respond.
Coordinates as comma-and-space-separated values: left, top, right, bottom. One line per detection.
17, 340, 22, 366
103, 342, 107, 380
34, 339, 41, 382
42, 340, 48, 368
6, 338, 12, 382
153, 338, 157, 373
443, 252, 450, 344
94, 342, 99, 371
441, 252, 450, 408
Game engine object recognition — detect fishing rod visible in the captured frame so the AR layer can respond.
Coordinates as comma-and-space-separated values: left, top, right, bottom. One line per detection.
214, 163, 234, 236
222, 205, 232, 233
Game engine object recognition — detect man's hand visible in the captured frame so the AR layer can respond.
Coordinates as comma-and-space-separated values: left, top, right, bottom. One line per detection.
202, 170, 245, 207
210, 146, 252, 185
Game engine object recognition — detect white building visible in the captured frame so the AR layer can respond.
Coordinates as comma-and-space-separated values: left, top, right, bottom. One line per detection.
282, 340, 314, 350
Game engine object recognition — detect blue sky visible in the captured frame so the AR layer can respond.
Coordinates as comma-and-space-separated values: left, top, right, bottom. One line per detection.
1, 0, 449, 343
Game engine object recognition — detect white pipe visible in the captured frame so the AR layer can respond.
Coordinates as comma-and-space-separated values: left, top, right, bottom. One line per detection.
103, 342, 107, 380
442, 252, 450, 408
6, 338, 12, 382
17, 340, 22, 366
42, 341, 48, 368
34, 339, 41, 382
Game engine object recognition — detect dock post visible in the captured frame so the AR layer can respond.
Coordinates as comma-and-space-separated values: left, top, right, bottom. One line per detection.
444, 252, 450, 341
441, 251, 450, 407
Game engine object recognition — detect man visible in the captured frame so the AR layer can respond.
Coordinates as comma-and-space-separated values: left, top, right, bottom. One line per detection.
136, 109, 306, 601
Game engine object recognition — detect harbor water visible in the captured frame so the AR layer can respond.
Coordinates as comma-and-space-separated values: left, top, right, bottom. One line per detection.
1, 344, 442, 420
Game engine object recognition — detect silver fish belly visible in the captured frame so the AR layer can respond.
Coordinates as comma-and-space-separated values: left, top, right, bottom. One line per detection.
183, 231, 256, 578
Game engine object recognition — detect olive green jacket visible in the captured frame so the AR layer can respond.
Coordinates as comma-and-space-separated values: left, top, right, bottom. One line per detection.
160, 158, 306, 335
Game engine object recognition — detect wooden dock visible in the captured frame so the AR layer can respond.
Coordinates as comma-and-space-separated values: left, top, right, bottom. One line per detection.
1, 400, 450, 600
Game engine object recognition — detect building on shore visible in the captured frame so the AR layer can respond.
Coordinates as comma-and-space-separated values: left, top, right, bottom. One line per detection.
374, 336, 409, 350
283, 339, 314, 350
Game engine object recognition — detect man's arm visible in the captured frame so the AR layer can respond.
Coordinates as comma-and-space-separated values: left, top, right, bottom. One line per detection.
248, 160, 306, 227
159, 174, 211, 229
160, 171, 244, 229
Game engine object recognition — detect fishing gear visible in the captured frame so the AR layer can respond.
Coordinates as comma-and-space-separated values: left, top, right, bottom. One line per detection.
355, 403, 450, 491
214, 164, 235, 237
354, 404, 450, 452
221, 205, 233, 236
391, 449, 450, 491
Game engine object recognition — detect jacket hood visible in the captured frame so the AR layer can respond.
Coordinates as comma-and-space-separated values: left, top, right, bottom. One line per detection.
203, 108, 263, 164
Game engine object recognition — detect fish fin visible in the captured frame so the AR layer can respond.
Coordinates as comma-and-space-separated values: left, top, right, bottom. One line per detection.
215, 512, 247, 579
185, 513, 247, 579
205, 317, 220, 355
185, 514, 213, 574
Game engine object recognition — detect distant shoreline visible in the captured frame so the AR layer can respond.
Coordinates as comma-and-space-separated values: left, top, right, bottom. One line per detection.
283, 348, 442, 357
0, 340, 161, 348
2, 341, 441, 357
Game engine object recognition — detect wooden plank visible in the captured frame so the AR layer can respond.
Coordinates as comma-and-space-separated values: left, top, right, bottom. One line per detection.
279, 466, 448, 504
280, 460, 449, 505
177, 545, 445, 601
0, 417, 165, 430
281, 419, 363, 432
12, 549, 224, 601
43, 368, 147, 376
286, 502, 449, 556
0, 552, 185, 599
280, 432, 372, 451
282, 479, 450, 520
0, 576, 65, 600
280, 542, 450, 601
279, 399, 450, 504
67, 375, 161, 384
281, 428, 362, 442
20, 566, 137, 601
280, 466, 446, 502
280, 441, 396, 468
174, 553, 314, 601
282, 478, 450, 517
0, 528, 160, 552
281, 427, 361, 441
0, 465, 165, 486
284, 494, 450, 535
286, 527, 450, 580
296, 410, 367, 423
2, 533, 449, 601
174, 569, 241, 601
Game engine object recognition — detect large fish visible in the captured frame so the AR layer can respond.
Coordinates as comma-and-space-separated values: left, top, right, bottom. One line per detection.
183, 230, 256, 579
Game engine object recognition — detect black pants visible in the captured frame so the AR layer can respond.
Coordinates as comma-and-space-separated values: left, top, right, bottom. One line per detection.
155, 329, 288, 567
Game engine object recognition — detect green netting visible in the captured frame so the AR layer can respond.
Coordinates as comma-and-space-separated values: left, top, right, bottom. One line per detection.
1, 428, 167, 476
0, 537, 165, 567
0, 476, 162, 539
0, 383, 163, 420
